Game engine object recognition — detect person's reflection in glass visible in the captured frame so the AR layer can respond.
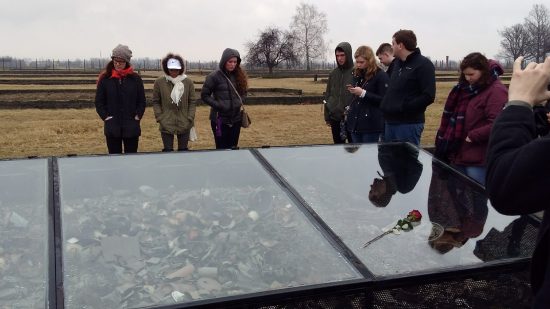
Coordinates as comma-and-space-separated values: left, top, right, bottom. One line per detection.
369, 143, 423, 207
427, 162, 488, 254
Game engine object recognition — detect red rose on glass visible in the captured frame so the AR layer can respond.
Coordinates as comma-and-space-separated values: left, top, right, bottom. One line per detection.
362, 210, 423, 248
407, 210, 422, 222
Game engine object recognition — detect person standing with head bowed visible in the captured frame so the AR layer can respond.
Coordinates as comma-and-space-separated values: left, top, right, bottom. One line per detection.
434, 52, 507, 185
152, 54, 196, 152
324, 42, 354, 144
201, 48, 248, 149
95, 44, 146, 154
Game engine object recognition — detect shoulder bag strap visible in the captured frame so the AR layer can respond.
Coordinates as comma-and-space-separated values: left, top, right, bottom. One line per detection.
221, 73, 243, 106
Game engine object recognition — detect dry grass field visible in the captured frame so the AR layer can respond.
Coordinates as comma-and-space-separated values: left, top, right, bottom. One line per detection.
0, 75, 458, 159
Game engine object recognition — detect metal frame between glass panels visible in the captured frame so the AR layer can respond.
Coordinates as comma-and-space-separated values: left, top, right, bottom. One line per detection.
0, 144, 539, 309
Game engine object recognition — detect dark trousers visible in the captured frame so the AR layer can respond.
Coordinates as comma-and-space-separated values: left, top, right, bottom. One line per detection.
106, 136, 139, 154
211, 121, 241, 149
161, 131, 190, 151
328, 119, 351, 144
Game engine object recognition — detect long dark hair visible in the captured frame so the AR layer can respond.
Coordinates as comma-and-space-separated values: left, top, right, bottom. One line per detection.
459, 52, 491, 88
233, 66, 248, 95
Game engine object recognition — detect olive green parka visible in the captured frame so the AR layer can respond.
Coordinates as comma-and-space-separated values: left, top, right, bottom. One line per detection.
152, 76, 197, 134
324, 42, 354, 122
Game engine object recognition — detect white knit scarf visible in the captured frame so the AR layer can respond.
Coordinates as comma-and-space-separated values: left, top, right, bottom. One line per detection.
165, 74, 187, 106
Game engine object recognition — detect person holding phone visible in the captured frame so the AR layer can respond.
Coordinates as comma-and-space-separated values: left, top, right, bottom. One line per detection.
346, 45, 389, 143
486, 56, 550, 308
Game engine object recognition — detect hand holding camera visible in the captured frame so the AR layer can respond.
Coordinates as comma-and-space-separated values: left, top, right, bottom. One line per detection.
508, 56, 550, 106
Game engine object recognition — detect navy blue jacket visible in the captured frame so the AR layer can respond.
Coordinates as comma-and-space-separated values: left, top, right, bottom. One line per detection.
381, 48, 435, 124
346, 69, 389, 133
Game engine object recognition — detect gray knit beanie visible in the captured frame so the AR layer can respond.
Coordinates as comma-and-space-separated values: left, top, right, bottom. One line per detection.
111, 44, 132, 62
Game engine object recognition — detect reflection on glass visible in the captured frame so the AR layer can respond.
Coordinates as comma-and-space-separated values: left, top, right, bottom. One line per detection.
57, 151, 360, 308
427, 162, 488, 254
259, 144, 528, 277
0, 159, 48, 308
369, 143, 423, 207
474, 215, 538, 261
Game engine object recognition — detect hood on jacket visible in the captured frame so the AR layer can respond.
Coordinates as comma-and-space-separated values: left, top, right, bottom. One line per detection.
219, 48, 241, 71
488, 59, 504, 77
161, 54, 186, 76
335, 42, 353, 70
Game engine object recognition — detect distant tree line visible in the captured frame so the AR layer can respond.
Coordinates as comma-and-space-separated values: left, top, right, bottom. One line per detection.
0, 56, 225, 72
499, 4, 550, 62
2, 2, 484, 73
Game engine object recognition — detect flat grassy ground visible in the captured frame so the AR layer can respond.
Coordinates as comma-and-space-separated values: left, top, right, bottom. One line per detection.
0, 76, 458, 159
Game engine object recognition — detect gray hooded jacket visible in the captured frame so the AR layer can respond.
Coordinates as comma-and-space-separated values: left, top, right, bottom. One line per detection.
201, 48, 246, 124
324, 42, 354, 122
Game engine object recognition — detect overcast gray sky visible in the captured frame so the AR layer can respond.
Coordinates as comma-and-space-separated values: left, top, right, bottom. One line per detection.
0, 0, 543, 62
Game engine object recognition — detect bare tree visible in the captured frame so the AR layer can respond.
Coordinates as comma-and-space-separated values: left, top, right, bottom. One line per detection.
245, 27, 297, 74
290, 2, 328, 71
524, 4, 550, 62
498, 23, 530, 61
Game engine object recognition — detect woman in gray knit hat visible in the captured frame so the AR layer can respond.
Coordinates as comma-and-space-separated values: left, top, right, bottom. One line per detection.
95, 44, 146, 154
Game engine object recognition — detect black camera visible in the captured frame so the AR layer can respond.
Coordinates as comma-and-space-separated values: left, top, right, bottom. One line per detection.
532, 83, 550, 136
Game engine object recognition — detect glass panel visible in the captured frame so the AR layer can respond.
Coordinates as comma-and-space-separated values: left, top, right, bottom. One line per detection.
57, 151, 360, 309
259, 144, 532, 278
0, 159, 49, 308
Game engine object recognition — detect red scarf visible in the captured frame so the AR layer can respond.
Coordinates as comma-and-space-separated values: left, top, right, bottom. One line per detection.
96, 66, 134, 84
111, 66, 134, 79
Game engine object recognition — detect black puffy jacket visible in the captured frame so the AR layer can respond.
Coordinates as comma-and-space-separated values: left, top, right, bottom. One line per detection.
201, 48, 246, 125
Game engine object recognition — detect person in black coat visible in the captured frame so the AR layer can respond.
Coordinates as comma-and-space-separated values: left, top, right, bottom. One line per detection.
380, 30, 436, 146
369, 143, 423, 207
95, 44, 146, 154
486, 56, 550, 308
201, 48, 248, 149
376, 43, 396, 78
346, 45, 389, 143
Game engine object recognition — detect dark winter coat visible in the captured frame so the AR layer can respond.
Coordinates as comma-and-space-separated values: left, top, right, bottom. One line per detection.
386, 58, 396, 78
201, 48, 246, 125
346, 69, 389, 133
324, 42, 354, 122
95, 73, 146, 138
152, 76, 197, 134
450, 75, 507, 166
486, 103, 550, 308
381, 48, 436, 124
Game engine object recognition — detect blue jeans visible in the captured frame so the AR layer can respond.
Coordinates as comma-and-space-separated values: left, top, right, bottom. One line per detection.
384, 123, 424, 146
453, 164, 486, 186
351, 132, 381, 143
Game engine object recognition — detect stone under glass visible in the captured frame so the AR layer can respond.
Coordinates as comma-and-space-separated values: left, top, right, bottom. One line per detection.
57, 150, 361, 309
0, 159, 49, 308
259, 143, 533, 278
